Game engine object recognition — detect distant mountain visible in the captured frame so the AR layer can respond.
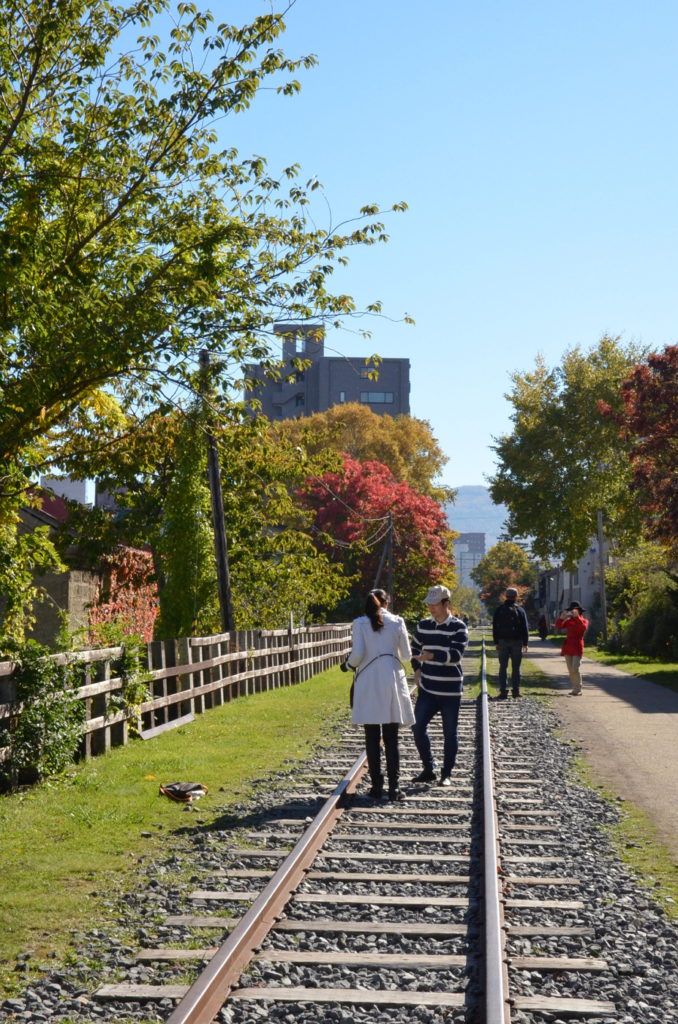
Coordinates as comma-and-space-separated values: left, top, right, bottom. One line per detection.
445, 486, 507, 550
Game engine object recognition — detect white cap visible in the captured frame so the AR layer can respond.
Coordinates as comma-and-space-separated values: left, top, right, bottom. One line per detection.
424, 584, 450, 605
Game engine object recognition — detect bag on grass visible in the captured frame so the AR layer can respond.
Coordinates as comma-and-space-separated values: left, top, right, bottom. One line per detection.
159, 781, 208, 803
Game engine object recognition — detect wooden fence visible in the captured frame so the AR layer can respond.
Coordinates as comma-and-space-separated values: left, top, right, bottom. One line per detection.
0, 623, 351, 765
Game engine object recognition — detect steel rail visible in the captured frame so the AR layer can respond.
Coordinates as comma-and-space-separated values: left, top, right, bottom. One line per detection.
164, 751, 368, 1024
481, 635, 511, 1024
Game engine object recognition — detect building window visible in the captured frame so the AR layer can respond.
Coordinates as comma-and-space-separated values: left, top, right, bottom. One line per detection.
360, 392, 393, 404
359, 368, 372, 378
295, 394, 305, 407
339, 391, 346, 403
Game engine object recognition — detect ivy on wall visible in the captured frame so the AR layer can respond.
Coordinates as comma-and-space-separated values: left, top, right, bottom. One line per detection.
87, 546, 158, 644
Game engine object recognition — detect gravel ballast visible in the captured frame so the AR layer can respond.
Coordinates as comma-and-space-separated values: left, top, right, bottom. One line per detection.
1, 695, 677, 1024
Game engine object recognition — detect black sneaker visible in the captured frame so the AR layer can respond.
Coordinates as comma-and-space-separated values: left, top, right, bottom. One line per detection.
512, 691, 521, 698
498, 692, 508, 700
412, 769, 436, 783
388, 787, 405, 801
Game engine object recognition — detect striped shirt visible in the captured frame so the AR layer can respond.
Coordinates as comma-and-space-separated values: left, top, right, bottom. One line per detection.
411, 614, 469, 697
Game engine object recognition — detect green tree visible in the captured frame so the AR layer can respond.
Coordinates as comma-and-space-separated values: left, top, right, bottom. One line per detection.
448, 583, 482, 624
0, 1, 404, 643
53, 403, 349, 634
489, 335, 645, 566
153, 410, 220, 639
470, 541, 537, 614
0, 501, 64, 653
273, 403, 452, 501
0, 2, 399, 466
603, 540, 678, 657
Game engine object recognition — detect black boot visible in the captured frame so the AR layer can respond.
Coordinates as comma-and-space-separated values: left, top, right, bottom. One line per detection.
383, 723, 402, 801
364, 725, 383, 800
368, 773, 384, 800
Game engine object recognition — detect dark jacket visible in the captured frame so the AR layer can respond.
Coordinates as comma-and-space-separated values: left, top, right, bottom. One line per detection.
492, 599, 529, 647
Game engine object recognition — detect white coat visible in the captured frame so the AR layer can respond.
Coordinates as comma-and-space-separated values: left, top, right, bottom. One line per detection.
347, 609, 415, 726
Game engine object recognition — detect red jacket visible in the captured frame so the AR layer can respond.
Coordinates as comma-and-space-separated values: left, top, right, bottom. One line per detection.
555, 614, 589, 656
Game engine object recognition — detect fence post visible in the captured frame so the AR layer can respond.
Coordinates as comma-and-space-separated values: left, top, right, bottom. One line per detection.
288, 616, 295, 685
222, 634, 232, 703
174, 637, 192, 719
101, 660, 112, 753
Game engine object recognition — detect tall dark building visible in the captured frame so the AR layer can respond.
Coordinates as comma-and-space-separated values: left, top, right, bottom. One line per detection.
246, 322, 410, 419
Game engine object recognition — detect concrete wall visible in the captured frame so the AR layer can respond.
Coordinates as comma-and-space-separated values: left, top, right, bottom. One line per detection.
29, 570, 101, 646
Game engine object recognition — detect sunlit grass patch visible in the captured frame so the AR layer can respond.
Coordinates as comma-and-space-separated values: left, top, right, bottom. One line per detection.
0, 664, 351, 997
570, 754, 678, 920
586, 648, 678, 694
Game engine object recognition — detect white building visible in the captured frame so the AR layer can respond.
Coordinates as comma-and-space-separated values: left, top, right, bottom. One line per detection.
40, 475, 94, 505
538, 534, 610, 630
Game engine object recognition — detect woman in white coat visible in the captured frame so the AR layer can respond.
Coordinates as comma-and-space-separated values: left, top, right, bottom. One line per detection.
343, 589, 414, 801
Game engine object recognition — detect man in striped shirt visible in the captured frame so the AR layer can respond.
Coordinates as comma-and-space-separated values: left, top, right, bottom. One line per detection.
411, 584, 469, 787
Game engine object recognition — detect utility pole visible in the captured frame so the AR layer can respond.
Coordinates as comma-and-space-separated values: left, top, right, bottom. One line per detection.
386, 512, 394, 611
597, 509, 608, 644
373, 512, 395, 609
199, 350, 234, 633
373, 537, 388, 591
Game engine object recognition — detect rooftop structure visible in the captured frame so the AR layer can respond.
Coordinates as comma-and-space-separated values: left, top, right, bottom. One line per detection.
246, 323, 410, 419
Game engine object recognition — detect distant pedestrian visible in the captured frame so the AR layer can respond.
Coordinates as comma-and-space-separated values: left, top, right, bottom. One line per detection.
342, 589, 414, 801
555, 602, 589, 696
410, 585, 469, 787
493, 587, 529, 698
537, 614, 549, 641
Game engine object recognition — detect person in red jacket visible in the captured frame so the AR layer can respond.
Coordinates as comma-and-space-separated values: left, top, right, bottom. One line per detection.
554, 602, 589, 696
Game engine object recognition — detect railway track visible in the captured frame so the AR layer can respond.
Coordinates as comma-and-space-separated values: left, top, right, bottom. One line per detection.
95, 635, 618, 1023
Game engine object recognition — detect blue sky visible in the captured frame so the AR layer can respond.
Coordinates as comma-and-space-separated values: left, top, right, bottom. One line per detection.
214, 0, 678, 489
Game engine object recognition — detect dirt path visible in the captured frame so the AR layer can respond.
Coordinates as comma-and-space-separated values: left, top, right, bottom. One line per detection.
523, 640, 678, 860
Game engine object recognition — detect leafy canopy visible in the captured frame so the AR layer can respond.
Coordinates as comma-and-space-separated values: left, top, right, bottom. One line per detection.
299, 455, 455, 622
601, 344, 678, 556
53, 402, 350, 633
489, 335, 645, 567
470, 541, 537, 614
0, 0, 406, 644
0, 0, 403, 467
273, 403, 452, 502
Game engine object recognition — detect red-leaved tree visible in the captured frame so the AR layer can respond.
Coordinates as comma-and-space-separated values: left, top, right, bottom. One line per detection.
88, 547, 159, 645
299, 456, 455, 620
601, 344, 678, 553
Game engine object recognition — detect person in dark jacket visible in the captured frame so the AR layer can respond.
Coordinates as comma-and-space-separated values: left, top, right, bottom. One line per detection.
410, 584, 469, 787
492, 586, 529, 698
554, 602, 589, 695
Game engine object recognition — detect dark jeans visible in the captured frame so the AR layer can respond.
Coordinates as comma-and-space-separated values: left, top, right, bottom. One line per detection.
497, 639, 523, 694
412, 689, 461, 777
364, 723, 400, 792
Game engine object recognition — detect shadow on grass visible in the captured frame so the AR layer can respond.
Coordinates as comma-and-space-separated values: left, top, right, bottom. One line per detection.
586, 651, 678, 694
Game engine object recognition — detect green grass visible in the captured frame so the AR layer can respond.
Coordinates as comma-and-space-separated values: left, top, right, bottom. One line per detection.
543, 633, 678, 695
0, 665, 352, 998
570, 754, 678, 919
585, 648, 678, 694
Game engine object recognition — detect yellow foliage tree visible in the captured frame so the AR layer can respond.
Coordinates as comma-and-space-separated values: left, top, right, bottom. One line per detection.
272, 403, 452, 502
